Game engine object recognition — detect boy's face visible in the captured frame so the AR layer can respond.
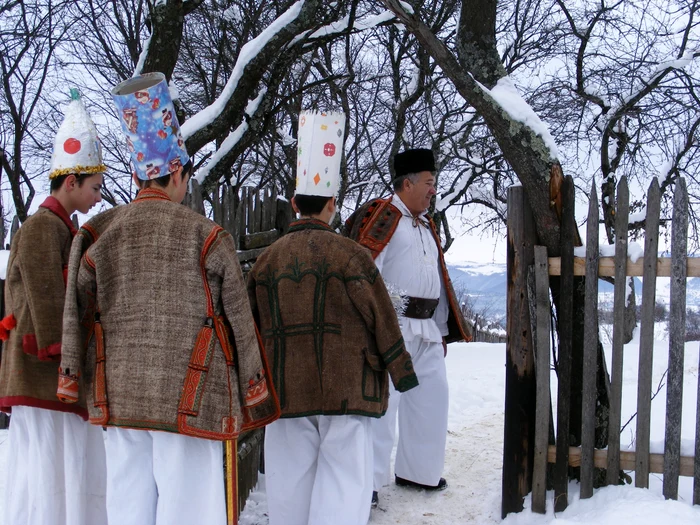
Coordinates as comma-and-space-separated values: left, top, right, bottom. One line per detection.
70, 173, 103, 214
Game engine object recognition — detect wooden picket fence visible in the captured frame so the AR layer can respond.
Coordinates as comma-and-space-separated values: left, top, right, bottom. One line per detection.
502, 177, 700, 516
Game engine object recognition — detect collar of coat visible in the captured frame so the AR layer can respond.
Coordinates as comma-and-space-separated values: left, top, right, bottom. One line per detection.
288, 218, 334, 234
40, 196, 77, 236
134, 187, 172, 203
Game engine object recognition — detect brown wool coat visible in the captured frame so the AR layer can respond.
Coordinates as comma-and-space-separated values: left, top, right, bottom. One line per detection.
0, 200, 88, 418
345, 197, 472, 344
247, 219, 419, 419
60, 188, 280, 438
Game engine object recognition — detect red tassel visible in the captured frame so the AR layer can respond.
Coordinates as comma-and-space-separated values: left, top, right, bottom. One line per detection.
1, 314, 16, 331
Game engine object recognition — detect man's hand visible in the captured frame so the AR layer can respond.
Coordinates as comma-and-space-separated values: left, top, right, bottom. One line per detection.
442, 338, 447, 357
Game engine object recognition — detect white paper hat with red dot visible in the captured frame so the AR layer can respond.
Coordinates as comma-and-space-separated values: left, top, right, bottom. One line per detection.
295, 110, 346, 197
49, 89, 107, 179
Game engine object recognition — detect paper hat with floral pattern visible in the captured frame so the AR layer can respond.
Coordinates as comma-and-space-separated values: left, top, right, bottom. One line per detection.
49, 89, 107, 180
111, 72, 189, 181
295, 110, 345, 197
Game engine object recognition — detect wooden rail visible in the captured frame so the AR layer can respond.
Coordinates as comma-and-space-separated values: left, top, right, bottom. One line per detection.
548, 256, 700, 277
547, 445, 695, 477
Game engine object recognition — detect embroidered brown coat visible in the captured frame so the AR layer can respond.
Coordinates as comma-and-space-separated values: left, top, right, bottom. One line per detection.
0, 198, 88, 418
59, 188, 280, 439
246, 219, 419, 419
345, 198, 472, 344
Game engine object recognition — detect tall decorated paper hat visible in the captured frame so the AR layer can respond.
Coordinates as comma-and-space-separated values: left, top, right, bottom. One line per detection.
111, 72, 189, 180
296, 110, 346, 197
49, 89, 107, 179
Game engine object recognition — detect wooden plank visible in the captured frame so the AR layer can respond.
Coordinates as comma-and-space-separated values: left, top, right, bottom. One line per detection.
270, 186, 278, 231
531, 246, 551, 514
695, 341, 700, 505
253, 189, 262, 234
607, 176, 629, 485
580, 180, 600, 499
237, 247, 268, 263
554, 176, 575, 512
236, 429, 264, 518
663, 177, 688, 500
247, 189, 255, 234
262, 187, 272, 231
213, 184, 222, 226
242, 230, 279, 250
501, 186, 537, 518
547, 256, 700, 277
635, 178, 661, 488
221, 186, 232, 234
547, 445, 695, 476
238, 187, 247, 239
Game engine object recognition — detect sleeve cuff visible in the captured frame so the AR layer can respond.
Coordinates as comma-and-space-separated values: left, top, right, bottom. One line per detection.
244, 369, 270, 407
57, 368, 80, 404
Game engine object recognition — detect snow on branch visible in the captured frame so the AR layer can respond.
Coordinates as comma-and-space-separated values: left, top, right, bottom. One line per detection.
436, 175, 469, 211
297, 9, 396, 43
475, 76, 559, 160
193, 88, 267, 184
181, 0, 306, 140
133, 31, 152, 77
607, 49, 700, 123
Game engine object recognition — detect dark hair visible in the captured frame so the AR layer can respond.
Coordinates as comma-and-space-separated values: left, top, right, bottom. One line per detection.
50, 172, 100, 193
140, 159, 193, 189
293, 194, 332, 215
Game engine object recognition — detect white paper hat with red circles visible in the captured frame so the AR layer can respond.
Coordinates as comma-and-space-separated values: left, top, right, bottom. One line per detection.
49, 89, 107, 179
295, 110, 346, 197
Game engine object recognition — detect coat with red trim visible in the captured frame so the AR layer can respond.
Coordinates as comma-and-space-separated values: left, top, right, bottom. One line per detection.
345, 197, 472, 344
59, 188, 280, 439
0, 202, 88, 418
247, 219, 419, 419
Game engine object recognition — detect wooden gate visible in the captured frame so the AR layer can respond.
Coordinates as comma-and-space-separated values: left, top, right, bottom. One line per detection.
502, 177, 700, 516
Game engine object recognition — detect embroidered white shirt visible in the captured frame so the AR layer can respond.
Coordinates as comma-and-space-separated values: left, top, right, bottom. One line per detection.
374, 194, 449, 343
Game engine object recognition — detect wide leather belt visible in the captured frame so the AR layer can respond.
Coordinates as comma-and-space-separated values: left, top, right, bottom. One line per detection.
403, 297, 439, 319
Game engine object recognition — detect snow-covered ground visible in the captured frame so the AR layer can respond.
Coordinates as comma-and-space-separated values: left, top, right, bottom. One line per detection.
0, 331, 698, 524
240, 330, 700, 525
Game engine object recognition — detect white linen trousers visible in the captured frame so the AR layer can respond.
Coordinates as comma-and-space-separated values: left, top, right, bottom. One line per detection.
265, 414, 373, 525
2, 405, 107, 525
372, 336, 449, 489
104, 427, 226, 525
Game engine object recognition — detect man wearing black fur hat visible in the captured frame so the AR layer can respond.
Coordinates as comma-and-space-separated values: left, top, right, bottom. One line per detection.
345, 148, 472, 506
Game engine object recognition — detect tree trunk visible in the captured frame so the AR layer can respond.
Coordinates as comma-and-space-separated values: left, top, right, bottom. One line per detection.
380, 0, 612, 483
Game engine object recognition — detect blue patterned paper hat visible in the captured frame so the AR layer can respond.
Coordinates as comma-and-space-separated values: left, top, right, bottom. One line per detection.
111, 72, 189, 180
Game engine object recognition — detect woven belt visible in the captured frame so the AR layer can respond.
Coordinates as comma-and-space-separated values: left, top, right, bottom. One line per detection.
403, 297, 439, 319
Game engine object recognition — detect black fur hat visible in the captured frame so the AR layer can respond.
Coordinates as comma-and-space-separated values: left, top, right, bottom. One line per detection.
392, 148, 436, 178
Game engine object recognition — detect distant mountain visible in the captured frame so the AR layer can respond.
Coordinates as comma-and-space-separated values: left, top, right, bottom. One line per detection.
447, 262, 700, 320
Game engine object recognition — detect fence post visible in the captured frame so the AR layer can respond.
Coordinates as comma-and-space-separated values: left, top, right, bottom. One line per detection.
502, 185, 537, 518
663, 177, 688, 499
531, 245, 551, 514
553, 176, 575, 511
635, 178, 661, 488
580, 179, 600, 498
606, 176, 629, 485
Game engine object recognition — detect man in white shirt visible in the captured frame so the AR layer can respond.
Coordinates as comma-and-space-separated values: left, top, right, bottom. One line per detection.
345, 148, 472, 506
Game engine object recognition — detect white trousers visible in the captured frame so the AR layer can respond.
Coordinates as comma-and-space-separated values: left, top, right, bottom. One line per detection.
372, 337, 448, 489
104, 427, 226, 525
265, 415, 373, 525
2, 405, 107, 525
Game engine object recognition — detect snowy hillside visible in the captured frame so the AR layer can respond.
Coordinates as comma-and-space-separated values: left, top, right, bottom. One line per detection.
448, 262, 700, 321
